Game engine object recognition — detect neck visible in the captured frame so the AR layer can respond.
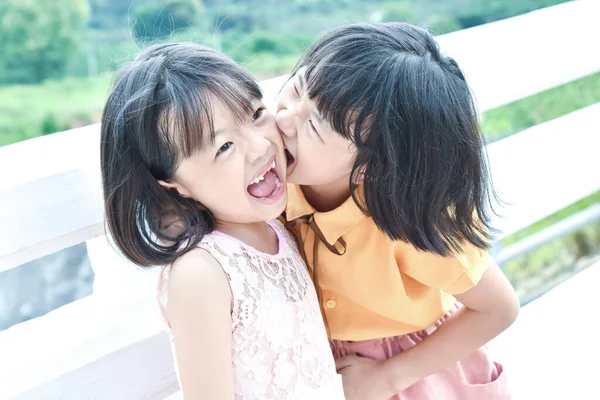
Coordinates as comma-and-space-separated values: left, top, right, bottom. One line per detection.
216, 220, 264, 236
215, 220, 278, 254
302, 175, 352, 213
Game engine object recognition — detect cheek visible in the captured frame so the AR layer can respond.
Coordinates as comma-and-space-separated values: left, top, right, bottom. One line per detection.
319, 145, 355, 176
194, 166, 244, 199
296, 140, 322, 165
296, 144, 333, 175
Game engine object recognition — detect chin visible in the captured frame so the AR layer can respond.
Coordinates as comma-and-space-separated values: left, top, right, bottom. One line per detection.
271, 195, 288, 217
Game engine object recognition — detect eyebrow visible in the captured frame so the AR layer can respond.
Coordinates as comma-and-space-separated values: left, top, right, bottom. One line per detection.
292, 75, 302, 97
298, 73, 306, 90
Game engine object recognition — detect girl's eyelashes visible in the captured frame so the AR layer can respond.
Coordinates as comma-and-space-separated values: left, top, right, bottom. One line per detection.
252, 107, 265, 123
215, 104, 264, 158
309, 120, 322, 140
216, 142, 233, 157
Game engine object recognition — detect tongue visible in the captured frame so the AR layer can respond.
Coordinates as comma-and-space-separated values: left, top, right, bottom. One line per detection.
248, 170, 277, 198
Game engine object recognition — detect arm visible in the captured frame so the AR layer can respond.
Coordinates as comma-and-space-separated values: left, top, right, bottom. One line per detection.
381, 258, 519, 392
167, 249, 235, 400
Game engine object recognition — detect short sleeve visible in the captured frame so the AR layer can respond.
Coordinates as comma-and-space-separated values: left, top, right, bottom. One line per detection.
396, 243, 490, 295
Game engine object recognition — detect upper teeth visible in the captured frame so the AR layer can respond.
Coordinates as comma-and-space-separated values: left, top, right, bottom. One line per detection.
252, 161, 276, 184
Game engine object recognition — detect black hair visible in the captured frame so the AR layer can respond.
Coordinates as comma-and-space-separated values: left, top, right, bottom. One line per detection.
100, 42, 262, 266
294, 22, 497, 255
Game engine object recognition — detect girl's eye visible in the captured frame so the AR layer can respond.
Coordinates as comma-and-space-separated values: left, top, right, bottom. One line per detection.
309, 120, 320, 136
217, 142, 232, 156
252, 107, 265, 123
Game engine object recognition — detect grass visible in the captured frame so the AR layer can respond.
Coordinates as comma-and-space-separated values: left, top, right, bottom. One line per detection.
2, 68, 599, 147
0, 75, 111, 147
481, 71, 600, 141
502, 213, 600, 301
502, 191, 600, 247
483, 73, 600, 291
480, 72, 600, 288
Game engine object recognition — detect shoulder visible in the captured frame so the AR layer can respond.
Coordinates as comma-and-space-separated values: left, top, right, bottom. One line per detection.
170, 247, 225, 284
167, 248, 232, 313
395, 240, 490, 294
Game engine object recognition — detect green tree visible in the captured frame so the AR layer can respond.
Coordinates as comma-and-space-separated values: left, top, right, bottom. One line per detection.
380, 1, 417, 23
425, 14, 462, 35
0, 0, 90, 84
88, 0, 135, 28
132, 0, 204, 41
455, 0, 568, 29
248, 31, 279, 54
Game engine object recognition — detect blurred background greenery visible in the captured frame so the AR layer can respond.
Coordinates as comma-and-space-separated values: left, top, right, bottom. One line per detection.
4, 0, 596, 147
0, 0, 598, 304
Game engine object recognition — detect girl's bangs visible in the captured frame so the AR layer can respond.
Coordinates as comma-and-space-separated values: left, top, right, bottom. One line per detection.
160, 75, 262, 162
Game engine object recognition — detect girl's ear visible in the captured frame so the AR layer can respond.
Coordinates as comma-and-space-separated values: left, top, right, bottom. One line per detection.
157, 179, 193, 199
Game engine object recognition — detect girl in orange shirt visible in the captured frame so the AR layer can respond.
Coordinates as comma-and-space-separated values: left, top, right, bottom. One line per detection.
276, 22, 519, 399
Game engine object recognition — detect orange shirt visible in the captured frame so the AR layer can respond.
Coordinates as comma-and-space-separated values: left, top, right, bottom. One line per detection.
285, 184, 490, 341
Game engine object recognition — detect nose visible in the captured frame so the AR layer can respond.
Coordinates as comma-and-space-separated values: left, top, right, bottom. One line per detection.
275, 108, 296, 138
246, 133, 271, 165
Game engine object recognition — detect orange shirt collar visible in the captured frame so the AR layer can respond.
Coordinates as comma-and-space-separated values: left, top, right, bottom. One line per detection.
286, 184, 367, 245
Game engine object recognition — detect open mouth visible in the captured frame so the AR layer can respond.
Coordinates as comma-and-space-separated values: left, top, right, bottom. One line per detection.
247, 159, 283, 200
285, 148, 295, 167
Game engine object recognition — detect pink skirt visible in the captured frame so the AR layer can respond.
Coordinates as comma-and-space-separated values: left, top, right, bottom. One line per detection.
329, 304, 510, 399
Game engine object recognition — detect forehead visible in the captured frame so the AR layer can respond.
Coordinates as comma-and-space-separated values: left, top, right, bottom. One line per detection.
210, 95, 259, 132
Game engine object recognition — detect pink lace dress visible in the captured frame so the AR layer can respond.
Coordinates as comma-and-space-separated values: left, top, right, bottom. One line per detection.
159, 220, 344, 399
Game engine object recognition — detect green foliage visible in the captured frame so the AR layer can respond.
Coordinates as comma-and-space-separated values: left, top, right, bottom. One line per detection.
454, 0, 567, 28
502, 202, 600, 303
0, 0, 90, 84
242, 53, 301, 80
248, 31, 279, 53
380, 1, 417, 23
243, 31, 310, 56
0, 75, 110, 146
0, 0, 582, 145
40, 114, 66, 136
482, 72, 600, 141
502, 192, 600, 248
210, 4, 257, 33
89, 0, 136, 28
424, 14, 462, 35
132, 0, 204, 41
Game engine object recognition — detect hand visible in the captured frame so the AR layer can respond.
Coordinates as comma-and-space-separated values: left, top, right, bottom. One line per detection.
335, 354, 397, 400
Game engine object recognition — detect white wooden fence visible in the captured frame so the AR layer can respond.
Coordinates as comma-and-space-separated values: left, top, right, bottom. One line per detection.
1, 1, 600, 398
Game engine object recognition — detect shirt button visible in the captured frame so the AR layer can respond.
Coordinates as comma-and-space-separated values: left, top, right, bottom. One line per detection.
326, 299, 336, 309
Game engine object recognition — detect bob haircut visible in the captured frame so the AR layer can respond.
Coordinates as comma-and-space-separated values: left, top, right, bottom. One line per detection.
293, 22, 497, 255
100, 42, 262, 266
